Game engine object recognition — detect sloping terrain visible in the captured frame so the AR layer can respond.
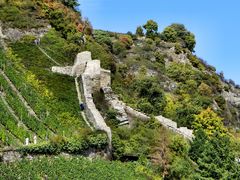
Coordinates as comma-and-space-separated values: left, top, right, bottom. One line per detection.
0, 0, 240, 179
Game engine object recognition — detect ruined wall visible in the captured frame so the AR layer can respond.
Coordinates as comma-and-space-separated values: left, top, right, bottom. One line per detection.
102, 87, 128, 124
72, 51, 91, 76
125, 106, 150, 121
155, 115, 193, 140
51, 51, 194, 142
100, 69, 111, 88
51, 66, 73, 76
81, 74, 112, 148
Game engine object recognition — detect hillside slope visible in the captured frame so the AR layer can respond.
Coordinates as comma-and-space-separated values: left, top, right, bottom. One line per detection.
0, 0, 240, 179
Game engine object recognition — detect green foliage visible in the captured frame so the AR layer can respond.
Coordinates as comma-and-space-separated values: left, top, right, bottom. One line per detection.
0, 156, 147, 179
0, 1, 45, 29
168, 156, 195, 179
198, 82, 213, 96
215, 95, 226, 110
93, 30, 113, 51
132, 77, 167, 115
161, 23, 196, 51
143, 20, 158, 39
0, 35, 86, 139
119, 35, 133, 49
189, 130, 240, 179
84, 40, 115, 70
154, 51, 165, 71
193, 107, 227, 136
105, 108, 119, 127
60, 0, 79, 9
161, 26, 178, 42
18, 132, 108, 155
112, 40, 126, 56
112, 118, 162, 160
188, 54, 206, 71
136, 26, 144, 37
169, 136, 190, 156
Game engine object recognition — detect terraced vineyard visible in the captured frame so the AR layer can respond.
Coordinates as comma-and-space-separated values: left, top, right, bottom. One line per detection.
0, 30, 89, 148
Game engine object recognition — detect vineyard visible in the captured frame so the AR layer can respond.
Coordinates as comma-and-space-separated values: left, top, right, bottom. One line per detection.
0, 156, 151, 179
0, 30, 90, 148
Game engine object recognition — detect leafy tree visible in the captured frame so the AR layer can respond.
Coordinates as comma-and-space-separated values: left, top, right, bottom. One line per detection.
136, 26, 144, 37
189, 130, 240, 179
193, 107, 227, 136
60, 0, 79, 9
143, 20, 158, 39
161, 23, 196, 51
161, 26, 178, 42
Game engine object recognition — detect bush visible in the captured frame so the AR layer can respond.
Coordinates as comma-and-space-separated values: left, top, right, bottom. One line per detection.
112, 41, 126, 55
136, 26, 144, 37
119, 35, 133, 49
18, 132, 108, 155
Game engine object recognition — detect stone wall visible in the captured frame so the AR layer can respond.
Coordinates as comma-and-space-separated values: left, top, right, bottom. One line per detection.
100, 69, 111, 88
102, 87, 128, 124
72, 51, 91, 76
51, 66, 73, 76
81, 73, 112, 149
51, 51, 194, 143
125, 106, 150, 121
155, 115, 194, 140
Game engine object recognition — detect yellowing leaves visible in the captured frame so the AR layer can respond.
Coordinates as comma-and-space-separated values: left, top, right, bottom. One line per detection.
193, 107, 227, 136
26, 72, 53, 98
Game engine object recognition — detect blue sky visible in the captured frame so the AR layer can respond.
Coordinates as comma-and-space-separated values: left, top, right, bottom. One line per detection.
78, 0, 240, 84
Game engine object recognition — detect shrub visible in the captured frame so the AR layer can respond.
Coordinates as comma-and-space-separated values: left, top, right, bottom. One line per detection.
198, 82, 212, 96
119, 35, 133, 49
136, 26, 144, 37
193, 107, 227, 136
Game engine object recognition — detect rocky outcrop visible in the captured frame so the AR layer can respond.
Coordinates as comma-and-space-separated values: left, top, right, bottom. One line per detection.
1, 24, 51, 41
102, 87, 129, 125
222, 91, 240, 106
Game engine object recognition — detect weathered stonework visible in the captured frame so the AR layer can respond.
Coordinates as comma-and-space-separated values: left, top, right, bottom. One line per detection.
102, 87, 129, 124
52, 51, 112, 149
52, 66, 72, 76
155, 115, 194, 140
52, 51, 194, 142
